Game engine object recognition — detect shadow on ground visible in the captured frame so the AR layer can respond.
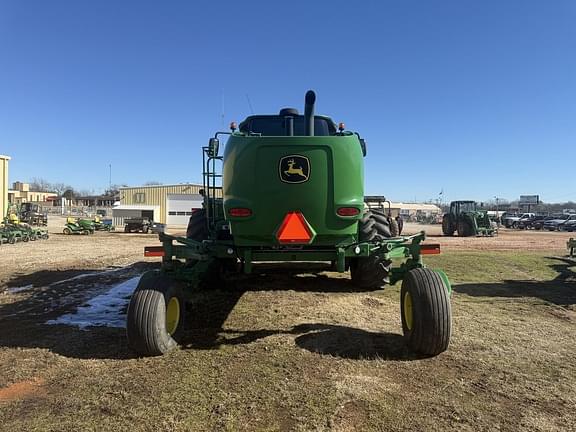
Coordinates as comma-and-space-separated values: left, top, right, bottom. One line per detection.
2, 258, 573, 361
182, 287, 421, 361
454, 257, 576, 306
0, 262, 409, 361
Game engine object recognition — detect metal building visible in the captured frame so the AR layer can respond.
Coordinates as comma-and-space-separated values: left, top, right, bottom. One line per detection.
115, 184, 206, 227
0, 155, 10, 217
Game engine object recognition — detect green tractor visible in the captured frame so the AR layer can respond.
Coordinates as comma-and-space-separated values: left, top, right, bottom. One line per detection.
442, 200, 495, 237
127, 91, 452, 357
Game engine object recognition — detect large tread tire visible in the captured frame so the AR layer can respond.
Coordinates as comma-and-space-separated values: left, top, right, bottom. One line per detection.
400, 268, 451, 356
186, 209, 209, 241
388, 218, 400, 237
126, 272, 186, 356
372, 211, 398, 236
457, 220, 473, 237
442, 215, 454, 236
350, 210, 392, 289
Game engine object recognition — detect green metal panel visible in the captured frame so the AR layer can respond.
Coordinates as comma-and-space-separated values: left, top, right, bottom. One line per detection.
223, 134, 364, 247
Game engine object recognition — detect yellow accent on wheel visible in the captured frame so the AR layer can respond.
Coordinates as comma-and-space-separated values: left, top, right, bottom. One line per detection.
403, 292, 413, 331
165, 297, 180, 336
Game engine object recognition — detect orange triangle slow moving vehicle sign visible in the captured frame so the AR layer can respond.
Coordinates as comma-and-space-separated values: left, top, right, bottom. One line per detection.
276, 212, 313, 244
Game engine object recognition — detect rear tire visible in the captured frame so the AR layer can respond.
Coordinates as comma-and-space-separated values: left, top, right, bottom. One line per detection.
350, 210, 392, 289
186, 209, 209, 241
388, 218, 400, 237
63, 227, 71, 235
401, 268, 451, 356
126, 272, 186, 356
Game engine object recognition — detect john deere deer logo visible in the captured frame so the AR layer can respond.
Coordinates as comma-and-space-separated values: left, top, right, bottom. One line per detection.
279, 155, 310, 183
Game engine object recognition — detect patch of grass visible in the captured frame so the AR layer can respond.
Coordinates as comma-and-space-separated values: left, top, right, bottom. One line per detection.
424, 251, 568, 284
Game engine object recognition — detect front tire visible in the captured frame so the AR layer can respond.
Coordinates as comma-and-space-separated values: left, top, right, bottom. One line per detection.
457, 220, 473, 237
401, 268, 451, 356
442, 215, 454, 236
126, 272, 186, 356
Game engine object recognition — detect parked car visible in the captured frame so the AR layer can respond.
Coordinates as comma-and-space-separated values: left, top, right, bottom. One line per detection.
517, 215, 547, 230
543, 214, 576, 231
503, 212, 535, 228
500, 212, 519, 227
562, 219, 576, 232
124, 218, 165, 234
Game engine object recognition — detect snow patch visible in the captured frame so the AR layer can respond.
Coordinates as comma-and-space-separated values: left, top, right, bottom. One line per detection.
46, 276, 141, 329
7, 284, 34, 294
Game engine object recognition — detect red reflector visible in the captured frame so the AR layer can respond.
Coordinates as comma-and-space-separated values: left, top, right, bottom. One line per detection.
421, 244, 441, 255
277, 212, 312, 244
337, 207, 360, 216
144, 246, 165, 257
229, 208, 252, 217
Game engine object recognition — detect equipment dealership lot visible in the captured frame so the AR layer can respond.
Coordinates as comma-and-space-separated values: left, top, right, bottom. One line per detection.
0, 219, 574, 431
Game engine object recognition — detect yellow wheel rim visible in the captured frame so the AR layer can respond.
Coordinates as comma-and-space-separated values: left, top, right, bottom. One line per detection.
165, 297, 180, 336
403, 292, 413, 331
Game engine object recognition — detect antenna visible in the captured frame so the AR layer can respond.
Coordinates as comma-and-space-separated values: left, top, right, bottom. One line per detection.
220, 88, 225, 127
246, 93, 254, 114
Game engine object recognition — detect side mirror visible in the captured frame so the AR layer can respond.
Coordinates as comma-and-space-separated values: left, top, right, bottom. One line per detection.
359, 138, 367, 157
207, 138, 220, 157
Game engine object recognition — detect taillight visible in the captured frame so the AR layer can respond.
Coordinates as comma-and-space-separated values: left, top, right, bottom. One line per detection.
336, 207, 360, 217
144, 246, 165, 257
420, 244, 441, 255
229, 208, 252, 217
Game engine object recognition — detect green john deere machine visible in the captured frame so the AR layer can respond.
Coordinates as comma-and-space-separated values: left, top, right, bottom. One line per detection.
127, 91, 452, 357
442, 200, 495, 237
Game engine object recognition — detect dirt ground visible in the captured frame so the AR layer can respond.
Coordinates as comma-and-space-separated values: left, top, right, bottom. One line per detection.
0, 217, 574, 431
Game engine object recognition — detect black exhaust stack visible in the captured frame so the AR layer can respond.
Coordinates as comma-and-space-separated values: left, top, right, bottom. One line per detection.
304, 90, 316, 136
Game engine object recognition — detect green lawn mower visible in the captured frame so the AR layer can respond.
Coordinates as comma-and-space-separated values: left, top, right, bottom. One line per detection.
127, 91, 452, 358
0, 224, 25, 243
63, 217, 94, 235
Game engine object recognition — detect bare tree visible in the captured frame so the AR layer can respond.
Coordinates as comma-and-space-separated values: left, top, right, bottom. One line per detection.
51, 183, 72, 196
63, 189, 76, 199
29, 177, 53, 192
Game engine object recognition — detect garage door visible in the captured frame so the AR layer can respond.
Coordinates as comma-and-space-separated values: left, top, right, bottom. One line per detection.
166, 194, 203, 226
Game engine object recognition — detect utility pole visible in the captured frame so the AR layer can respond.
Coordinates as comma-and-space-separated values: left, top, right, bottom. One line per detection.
109, 164, 112, 194
494, 196, 500, 230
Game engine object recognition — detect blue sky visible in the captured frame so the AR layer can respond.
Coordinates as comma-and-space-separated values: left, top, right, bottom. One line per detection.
1, 0, 574, 203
